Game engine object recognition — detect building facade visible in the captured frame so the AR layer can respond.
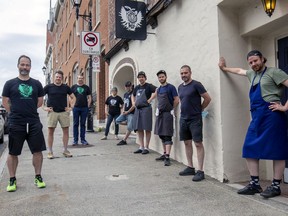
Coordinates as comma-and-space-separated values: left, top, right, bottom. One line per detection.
104, 0, 288, 182
45, 0, 288, 183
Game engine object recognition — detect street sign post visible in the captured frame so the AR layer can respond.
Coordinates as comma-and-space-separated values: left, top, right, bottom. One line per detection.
92, 56, 100, 72
81, 31, 100, 55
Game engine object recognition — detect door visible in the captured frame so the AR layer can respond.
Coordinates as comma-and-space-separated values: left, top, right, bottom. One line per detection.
278, 36, 288, 183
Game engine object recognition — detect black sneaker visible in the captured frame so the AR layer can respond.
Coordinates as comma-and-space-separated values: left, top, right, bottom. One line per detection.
237, 184, 263, 195
179, 167, 196, 176
134, 149, 143, 154
192, 170, 205, 181
155, 155, 166, 161
117, 140, 127, 146
164, 158, 171, 166
142, 149, 149, 155
260, 186, 281, 198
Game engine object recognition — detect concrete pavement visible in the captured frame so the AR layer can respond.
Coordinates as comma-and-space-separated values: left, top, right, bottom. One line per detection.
0, 110, 288, 216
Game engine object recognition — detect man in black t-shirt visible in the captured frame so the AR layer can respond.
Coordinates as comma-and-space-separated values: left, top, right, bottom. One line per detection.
178, 65, 211, 182
101, 87, 124, 140
43, 70, 75, 159
132, 71, 157, 154
116, 81, 135, 145
2, 55, 46, 192
71, 75, 91, 145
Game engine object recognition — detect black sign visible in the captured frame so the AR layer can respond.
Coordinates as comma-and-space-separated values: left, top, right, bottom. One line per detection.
115, 0, 147, 40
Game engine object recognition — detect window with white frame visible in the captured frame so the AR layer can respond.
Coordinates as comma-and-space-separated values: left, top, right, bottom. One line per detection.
95, 0, 100, 24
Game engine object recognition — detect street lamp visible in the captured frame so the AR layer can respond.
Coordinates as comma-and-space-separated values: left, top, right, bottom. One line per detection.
71, 0, 94, 132
42, 66, 46, 75
261, 0, 276, 17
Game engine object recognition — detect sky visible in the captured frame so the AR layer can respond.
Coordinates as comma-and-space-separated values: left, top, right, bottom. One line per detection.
0, 0, 56, 94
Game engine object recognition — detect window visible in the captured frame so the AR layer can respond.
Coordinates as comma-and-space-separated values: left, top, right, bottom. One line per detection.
66, 40, 69, 60
73, 22, 76, 49
69, 32, 72, 53
95, 0, 100, 24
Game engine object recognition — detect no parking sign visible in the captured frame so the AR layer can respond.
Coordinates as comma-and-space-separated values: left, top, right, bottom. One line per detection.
92, 56, 100, 72
81, 31, 100, 55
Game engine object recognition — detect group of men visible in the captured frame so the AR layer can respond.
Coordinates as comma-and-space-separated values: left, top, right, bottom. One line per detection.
3, 55, 92, 192
3, 50, 288, 199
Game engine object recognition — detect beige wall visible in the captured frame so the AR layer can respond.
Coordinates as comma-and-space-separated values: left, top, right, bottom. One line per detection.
108, 0, 288, 182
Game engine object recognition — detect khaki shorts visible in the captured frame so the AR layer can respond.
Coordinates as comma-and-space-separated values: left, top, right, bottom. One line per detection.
47, 111, 70, 128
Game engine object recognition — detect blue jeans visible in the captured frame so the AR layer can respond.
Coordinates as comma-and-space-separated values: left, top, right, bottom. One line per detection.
73, 107, 89, 142
105, 114, 120, 136
116, 113, 134, 131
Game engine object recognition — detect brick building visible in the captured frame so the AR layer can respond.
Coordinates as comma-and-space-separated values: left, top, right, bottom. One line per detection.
44, 0, 109, 123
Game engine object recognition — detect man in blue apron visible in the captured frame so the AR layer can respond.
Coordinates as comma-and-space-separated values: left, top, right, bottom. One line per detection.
219, 50, 288, 198
132, 71, 157, 154
154, 70, 179, 166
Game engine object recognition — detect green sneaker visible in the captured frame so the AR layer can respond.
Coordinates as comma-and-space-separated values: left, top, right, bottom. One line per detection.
34, 176, 46, 188
7, 179, 17, 192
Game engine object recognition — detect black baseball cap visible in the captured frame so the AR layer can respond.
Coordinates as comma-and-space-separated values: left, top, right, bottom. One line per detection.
137, 71, 146, 78
247, 50, 267, 63
125, 81, 132, 87
156, 70, 166, 76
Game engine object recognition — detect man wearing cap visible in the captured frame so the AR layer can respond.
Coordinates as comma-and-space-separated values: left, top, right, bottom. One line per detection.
219, 50, 288, 198
101, 87, 124, 140
154, 70, 179, 166
132, 71, 157, 154
115, 81, 135, 145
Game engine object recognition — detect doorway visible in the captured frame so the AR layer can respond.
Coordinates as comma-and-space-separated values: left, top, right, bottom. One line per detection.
278, 36, 288, 183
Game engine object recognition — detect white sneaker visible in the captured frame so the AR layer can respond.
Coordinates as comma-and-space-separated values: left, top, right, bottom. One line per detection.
115, 135, 119, 140
101, 136, 107, 140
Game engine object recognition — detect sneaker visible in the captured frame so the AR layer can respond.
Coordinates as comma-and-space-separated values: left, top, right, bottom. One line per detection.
134, 149, 143, 154
142, 149, 150, 155
81, 140, 89, 145
237, 184, 263, 195
164, 157, 171, 166
34, 176, 46, 188
47, 152, 54, 159
63, 150, 73, 158
260, 186, 281, 198
7, 179, 17, 192
155, 154, 166, 161
72, 141, 78, 146
101, 136, 107, 140
117, 140, 127, 146
115, 135, 119, 140
179, 167, 196, 176
192, 170, 205, 181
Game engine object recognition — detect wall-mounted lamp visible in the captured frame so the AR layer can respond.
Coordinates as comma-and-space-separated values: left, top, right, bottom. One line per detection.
42, 66, 47, 75
261, 0, 276, 17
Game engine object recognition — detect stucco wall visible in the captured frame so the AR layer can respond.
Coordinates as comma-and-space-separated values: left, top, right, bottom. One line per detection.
109, 0, 223, 181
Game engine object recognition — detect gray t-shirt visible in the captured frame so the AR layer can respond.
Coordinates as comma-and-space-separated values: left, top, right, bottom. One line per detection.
246, 67, 288, 102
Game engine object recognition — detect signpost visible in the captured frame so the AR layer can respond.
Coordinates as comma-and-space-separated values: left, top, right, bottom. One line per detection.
81, 31, 100, 55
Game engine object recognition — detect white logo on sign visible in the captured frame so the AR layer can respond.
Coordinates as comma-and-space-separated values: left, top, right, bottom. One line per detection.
119, 6, 143, 32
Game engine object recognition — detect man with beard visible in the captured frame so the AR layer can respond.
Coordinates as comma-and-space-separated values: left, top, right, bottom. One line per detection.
132, 71, 157, 154
71, 75, 92, 145
154, 70, 179, 166
2, 55, 46, 192
219, 50, 288, 198
116, 81, 135, 146
178, 65, 211, 181
43, 71, 75, 159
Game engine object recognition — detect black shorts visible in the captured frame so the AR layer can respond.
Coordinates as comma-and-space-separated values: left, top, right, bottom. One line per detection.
179, 116, 203, 142
8, 122, 46, 156
159, 135, 173, 145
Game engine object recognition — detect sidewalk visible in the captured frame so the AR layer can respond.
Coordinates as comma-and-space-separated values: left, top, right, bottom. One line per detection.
0, 110, 288, 216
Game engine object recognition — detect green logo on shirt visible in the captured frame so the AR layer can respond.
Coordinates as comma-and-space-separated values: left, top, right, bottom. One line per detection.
18, 84, 33, 98
77, 87, 84, 94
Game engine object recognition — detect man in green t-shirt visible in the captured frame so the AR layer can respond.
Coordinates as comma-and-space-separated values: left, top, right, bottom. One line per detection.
219, 50, 288, 199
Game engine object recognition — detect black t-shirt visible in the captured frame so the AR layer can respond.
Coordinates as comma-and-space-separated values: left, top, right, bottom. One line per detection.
44, 83, 72, 112
133, 83, 157, 99
178, 80, 207, 119
71, 84, 91, 107
123, 91, 134, 113
2, 77, 44, 124
105, 95, 123, 115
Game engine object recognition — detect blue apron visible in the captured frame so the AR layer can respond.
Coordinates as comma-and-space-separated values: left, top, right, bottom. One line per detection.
243, 67, 288, 160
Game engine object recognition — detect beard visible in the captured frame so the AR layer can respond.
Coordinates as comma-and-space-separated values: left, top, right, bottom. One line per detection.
20, 70, 29, 75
